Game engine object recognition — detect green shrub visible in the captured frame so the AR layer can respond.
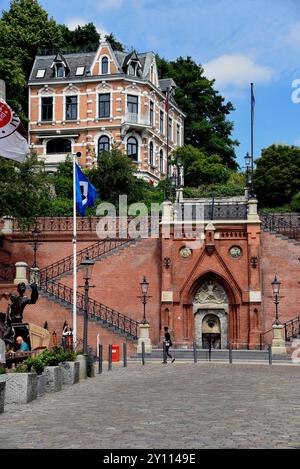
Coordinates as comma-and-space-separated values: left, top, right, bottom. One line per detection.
290, 192, 300, 212
0, 366, 6, 374
39, 349, 61, 367
24, 356, 45, 375
11, 364, 28, 373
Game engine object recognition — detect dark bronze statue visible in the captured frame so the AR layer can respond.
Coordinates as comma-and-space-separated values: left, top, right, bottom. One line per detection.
0, 283, 38, 348
8, 282, 38, 324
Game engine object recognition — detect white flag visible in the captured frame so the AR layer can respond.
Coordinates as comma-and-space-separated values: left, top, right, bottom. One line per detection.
0, 99, 29, 162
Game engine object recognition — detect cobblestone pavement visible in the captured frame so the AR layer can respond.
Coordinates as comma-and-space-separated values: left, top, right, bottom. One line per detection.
1, 362, 300, 449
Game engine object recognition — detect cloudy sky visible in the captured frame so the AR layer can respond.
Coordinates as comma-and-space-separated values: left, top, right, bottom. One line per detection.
2, 0, 300, 167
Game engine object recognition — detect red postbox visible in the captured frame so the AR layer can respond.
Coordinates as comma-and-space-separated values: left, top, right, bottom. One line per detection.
111, 344, 120, 362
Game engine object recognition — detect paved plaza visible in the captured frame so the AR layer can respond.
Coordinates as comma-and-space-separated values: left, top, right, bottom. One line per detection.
1, 362, 300, 449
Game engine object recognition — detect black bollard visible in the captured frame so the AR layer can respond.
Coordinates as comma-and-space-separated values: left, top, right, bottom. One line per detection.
142, 341, 145, 366
98, 344, 103, 374
123, 343, 127, 368
268, 344, 273, 365
193, 341, 197, 363
108, 344, 112, 371
229, 344, 233, 364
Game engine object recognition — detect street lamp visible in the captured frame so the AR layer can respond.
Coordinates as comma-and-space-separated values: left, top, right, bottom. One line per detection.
271, 275, 281, 325
79, 256, 95, 356
31, 226, 41, 268
139, 276, 151, 324
244, 151, 255, 198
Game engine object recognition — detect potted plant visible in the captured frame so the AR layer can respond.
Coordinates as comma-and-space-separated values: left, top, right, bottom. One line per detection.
24, 356, 46, 397
39, 348, 62, 393
1, 364, 37, 404
57, 349, 80, 385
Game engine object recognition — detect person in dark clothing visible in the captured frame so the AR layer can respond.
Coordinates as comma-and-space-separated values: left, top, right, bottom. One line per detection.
163, 326, 175, 363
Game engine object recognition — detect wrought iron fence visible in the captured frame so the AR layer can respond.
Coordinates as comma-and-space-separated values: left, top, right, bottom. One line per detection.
43, 280, 139, 340
284, 316, 300, 342
260, 212, 300, 241
12, 216, 159, 235
177, 202, 248, 221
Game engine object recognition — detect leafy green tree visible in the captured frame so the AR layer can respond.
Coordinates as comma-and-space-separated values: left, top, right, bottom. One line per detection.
0, 154, 51, 225
157, 56, 239, 169
0, 0, 64, 112
105, 33, 124, 51
254, 145, 300, 208
60, 22, 100, 52
53, 157, 73, 199
290, 192, 300, 212
89, 148, 145, 206
173, 145, 231, 187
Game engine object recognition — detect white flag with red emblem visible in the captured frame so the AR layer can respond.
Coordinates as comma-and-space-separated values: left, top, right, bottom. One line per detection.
0, 99, 29, 162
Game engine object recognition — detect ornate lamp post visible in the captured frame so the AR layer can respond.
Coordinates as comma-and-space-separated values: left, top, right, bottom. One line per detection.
139, 276, 151, 324
271, 275, 281, 325
244, 152, 251, 197
79, 256, 95, 356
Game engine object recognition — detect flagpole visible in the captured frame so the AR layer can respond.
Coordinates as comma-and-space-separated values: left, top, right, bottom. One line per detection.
73, 153, 77, 351
250, 82, 254, 196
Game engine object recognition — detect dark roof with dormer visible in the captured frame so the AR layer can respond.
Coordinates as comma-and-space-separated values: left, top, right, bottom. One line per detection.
28, 42, 182, 113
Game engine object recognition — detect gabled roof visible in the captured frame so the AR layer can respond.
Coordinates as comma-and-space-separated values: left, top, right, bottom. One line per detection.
29, 52, 95, 82
29, 43, 177, 100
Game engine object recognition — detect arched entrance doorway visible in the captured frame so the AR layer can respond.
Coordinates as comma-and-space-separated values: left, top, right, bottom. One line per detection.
193, 280, 228, 349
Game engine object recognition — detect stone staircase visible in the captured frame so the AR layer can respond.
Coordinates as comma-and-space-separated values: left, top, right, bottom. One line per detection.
39, 237, 143, 341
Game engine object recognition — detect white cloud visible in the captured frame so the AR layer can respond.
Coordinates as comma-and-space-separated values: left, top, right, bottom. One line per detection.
203, 54, 274, 88
65, 17, 109, 38
66, 17, 88, 31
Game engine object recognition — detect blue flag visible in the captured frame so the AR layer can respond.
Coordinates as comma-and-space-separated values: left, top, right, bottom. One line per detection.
75, 163, 98, 216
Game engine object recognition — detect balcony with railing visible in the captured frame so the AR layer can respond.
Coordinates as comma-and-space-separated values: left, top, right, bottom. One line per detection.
122, 112, 151, 128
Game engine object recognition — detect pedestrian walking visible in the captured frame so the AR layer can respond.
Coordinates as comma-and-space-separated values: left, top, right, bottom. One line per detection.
163, 326, 175, 363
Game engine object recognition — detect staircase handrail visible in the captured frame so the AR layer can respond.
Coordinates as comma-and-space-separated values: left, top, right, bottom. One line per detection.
260, 315, 300, 348
41, 280, 139, 339
260, 212, 300, 240
39, 238, 134, 284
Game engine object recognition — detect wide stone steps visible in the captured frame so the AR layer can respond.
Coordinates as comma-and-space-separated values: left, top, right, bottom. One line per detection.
40, 291, 137, 341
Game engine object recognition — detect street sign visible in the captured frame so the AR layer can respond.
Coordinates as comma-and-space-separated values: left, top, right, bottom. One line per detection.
0, 80, 6, 100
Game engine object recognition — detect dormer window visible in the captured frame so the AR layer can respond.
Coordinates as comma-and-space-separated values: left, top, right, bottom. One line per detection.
101, 57, 109, 75
128, 62, 137, 76
51, 53, 69, 79
56, 64, 65, 78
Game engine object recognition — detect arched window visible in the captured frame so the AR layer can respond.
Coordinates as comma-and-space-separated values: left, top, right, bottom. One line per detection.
98, 135, 110, 156
101, 57, 109, 75
46, 138, 71, 154
127, 137, 138, 161
160, 149, 164, 173
149, 142, 154, 166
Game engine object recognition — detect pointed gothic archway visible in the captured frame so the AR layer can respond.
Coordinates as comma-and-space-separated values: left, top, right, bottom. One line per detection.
193, 280, 229, 348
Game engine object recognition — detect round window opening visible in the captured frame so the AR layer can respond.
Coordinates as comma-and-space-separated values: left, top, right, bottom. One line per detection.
229, 246, 242, 259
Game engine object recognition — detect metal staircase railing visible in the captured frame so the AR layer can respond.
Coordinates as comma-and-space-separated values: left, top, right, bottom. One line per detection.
39, 238, 135, 284
42, 280, 139, 340
260, 212, 300, 241
260, 315, 300, 349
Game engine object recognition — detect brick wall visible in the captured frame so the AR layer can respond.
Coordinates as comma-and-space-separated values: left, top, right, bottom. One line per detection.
261, 231, 300, 332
